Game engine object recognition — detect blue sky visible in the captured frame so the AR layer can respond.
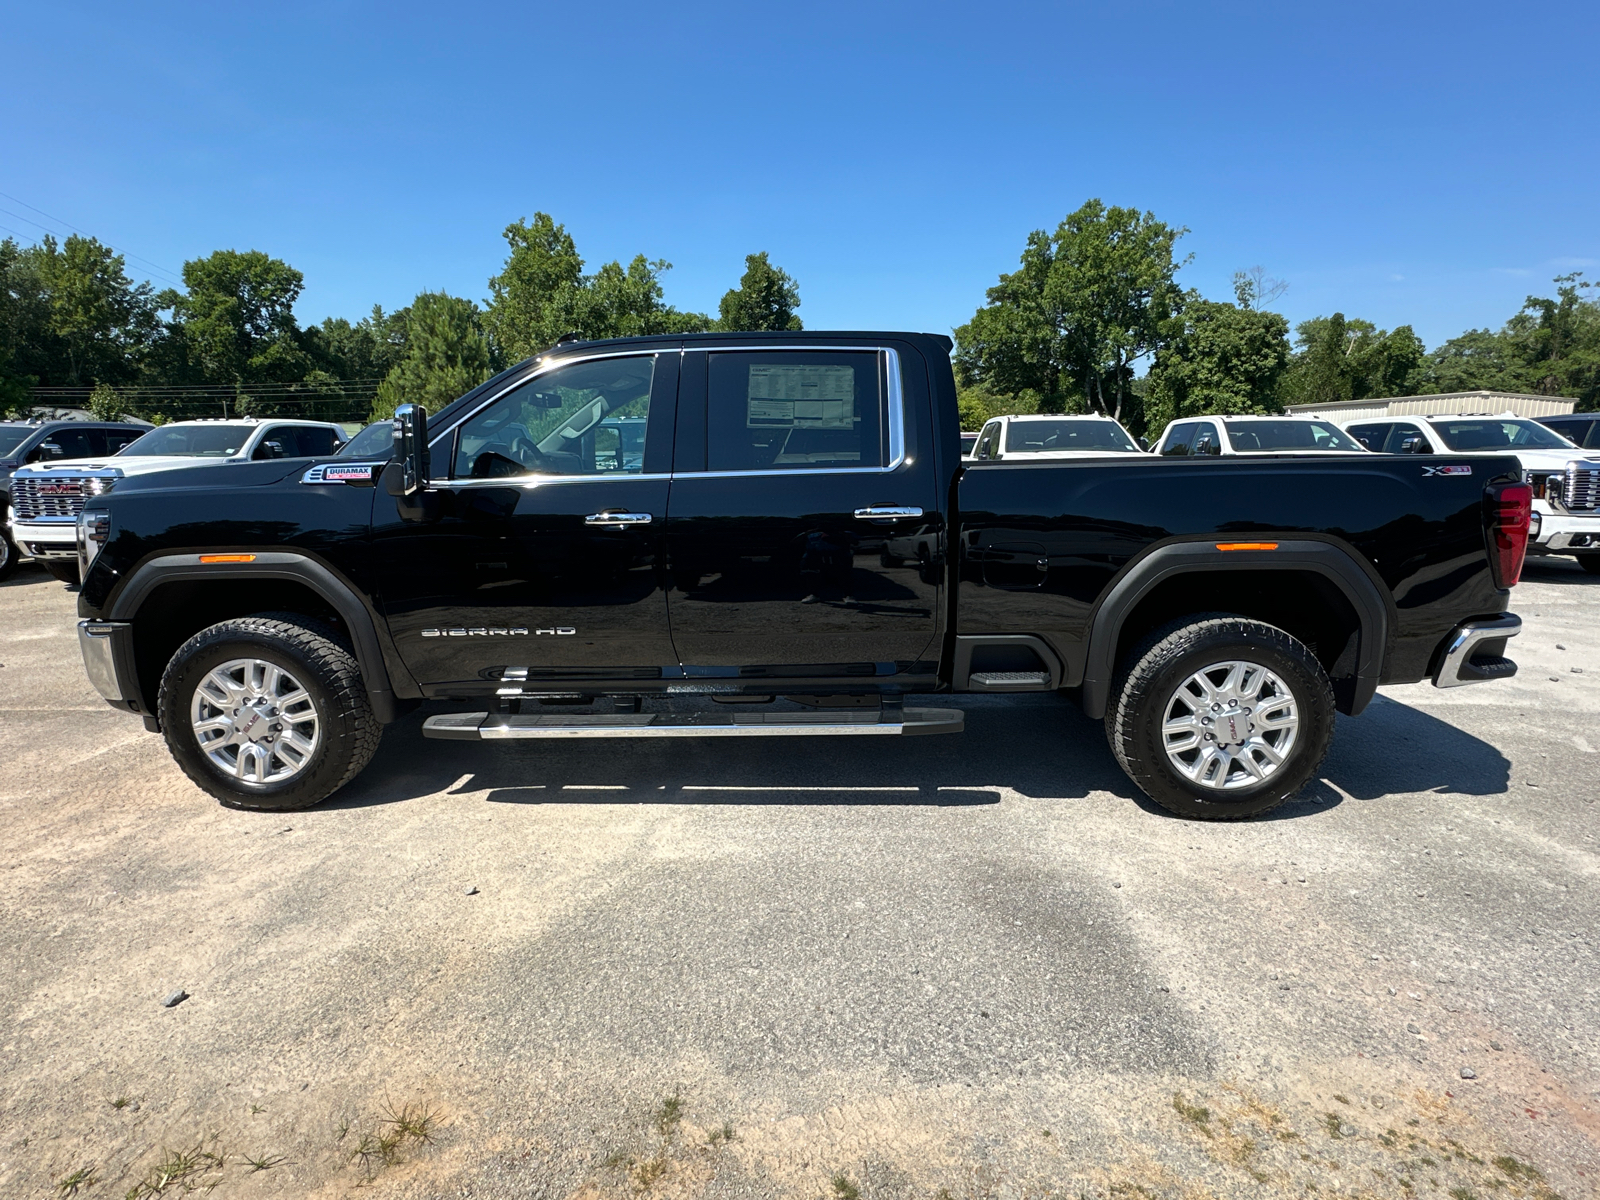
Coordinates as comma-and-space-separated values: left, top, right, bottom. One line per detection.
4, 0, 1596, 351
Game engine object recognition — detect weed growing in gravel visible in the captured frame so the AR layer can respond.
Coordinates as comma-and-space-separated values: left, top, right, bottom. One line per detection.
706, 1121, 735, 1146
109, 1096, 134, 1111
125, 1142, 226, 1198
381, 1099, 438, 1145
344, 1097, 441, 1181
831, 1173, 861, 1200
1171, 1093, 1213, 1137
54, 1165, 97, 1196
653, 1091, 683, 1136
242, 1152, 286, 1173
1493, 1155, 1543, 1183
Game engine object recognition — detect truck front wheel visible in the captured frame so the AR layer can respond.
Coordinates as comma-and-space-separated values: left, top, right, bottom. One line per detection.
157, 615, 380, 811
1107, 616, 1336, 820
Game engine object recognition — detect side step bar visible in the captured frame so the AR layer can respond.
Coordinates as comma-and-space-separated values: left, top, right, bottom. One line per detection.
423, 707, 964, 740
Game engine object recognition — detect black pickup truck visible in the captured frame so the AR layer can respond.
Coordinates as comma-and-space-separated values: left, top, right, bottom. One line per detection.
73, 332, 1531, 819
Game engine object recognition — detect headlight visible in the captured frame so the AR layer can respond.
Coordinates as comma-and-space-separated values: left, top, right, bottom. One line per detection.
77, 509, 111, 574
83, 472, 120, 496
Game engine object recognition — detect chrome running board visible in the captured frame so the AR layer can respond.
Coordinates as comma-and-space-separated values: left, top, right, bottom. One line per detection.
422, 707, 964, 740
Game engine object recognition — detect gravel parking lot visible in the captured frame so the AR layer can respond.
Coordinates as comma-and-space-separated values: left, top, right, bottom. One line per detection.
2, 555, 1597, 1199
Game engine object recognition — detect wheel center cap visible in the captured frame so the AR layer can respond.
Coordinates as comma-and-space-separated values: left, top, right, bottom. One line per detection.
1218, 709, 1254, 747
237, 704, 274, 743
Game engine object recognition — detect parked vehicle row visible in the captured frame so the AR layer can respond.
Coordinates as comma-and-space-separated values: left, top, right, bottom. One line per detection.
958, 410, 1600, 573
4, 418, 348, 581
69, 331, 1530, 824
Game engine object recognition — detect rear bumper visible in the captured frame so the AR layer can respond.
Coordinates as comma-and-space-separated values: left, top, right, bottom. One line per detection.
1432, 614, 1521, 689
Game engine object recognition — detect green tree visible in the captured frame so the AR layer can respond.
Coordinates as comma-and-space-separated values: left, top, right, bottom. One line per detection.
1278, 314, 1426, 407
1425, 274, 1600, 408
716, 252, 802, 332
954, 199, 1188, 421
370, 292, 491, 420
86, 381, 125, 421
484, 214, 710, 361
1145, 295, 1291, 431
163, 249, 310, 397
35, 235, 157, 386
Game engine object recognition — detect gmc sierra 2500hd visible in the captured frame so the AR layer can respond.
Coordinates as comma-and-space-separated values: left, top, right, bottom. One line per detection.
72, 332, 1531, 820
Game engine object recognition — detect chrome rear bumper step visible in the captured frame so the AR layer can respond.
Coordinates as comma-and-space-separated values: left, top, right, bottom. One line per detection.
422, 707, 964, 740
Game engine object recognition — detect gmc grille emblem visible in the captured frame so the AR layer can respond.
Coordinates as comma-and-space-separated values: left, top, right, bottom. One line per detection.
419, 627, 575, 638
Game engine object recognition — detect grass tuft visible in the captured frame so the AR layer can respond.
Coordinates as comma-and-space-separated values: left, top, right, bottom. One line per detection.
707, 1121, 736, 1146
653, 1091, 684, 1137
55, 1166, 98, 1196
242, 1152, 286, 1173
125, 1143, 226, 1198
1172, 1093, 1213, 1137
831, 1173, 861, 1200
1492, 1155, 1543, 1183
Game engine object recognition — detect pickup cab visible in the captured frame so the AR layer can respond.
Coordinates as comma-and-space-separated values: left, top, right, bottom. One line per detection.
72, 332, 1531, 820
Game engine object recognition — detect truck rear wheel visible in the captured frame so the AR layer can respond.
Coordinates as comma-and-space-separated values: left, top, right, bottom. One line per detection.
0, 531, 16, 581
157, 614, 380, 811
43, 559, 80, 583
1107, 616, 1335, 820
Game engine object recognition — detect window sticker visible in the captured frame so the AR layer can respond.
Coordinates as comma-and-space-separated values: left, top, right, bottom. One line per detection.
746, 365, 856, 430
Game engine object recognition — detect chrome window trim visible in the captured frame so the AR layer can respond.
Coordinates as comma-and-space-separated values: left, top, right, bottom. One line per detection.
425, 343, 908, 484
445, 473, 672, 490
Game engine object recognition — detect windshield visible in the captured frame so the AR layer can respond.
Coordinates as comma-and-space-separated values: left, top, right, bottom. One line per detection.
1224, 420, 1363, 452
1432, 419, 1575, 451
117, 425, 254, 457
337, 421, 395, 459
1004, 419, 1137, 453
0, 427, 33, 457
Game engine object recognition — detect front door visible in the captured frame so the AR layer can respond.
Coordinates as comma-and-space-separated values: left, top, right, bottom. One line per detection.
374, 352, 679, 691
663, 346, 941, 687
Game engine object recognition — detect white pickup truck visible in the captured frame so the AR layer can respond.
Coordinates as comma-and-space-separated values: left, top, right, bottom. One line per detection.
8, 418, 346, 581
1342, 413, 1600, 573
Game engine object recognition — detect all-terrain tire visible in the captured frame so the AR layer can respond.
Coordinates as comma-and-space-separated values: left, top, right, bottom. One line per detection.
1107, 615, 1336, 820
158, 614, 380, 811
0, 530, 17, 582
1576, 553, 1600, 576
43, 558, 80, 583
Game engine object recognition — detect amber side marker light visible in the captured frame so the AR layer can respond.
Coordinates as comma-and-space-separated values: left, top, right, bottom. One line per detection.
199, 554, 257, 564
1215, 542, 1279, 552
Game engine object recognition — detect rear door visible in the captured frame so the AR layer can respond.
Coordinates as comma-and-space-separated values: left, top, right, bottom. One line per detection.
663, 344, 941, 686
374, 351, 679, 689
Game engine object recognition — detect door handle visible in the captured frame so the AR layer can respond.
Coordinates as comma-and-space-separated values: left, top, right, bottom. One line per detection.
585, 511, 653, 527
853, 506, 923, 522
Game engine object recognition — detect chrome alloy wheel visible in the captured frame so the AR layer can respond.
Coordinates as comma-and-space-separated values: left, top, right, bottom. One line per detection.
1161, 659, 1299, 791
190, 657, 320, 784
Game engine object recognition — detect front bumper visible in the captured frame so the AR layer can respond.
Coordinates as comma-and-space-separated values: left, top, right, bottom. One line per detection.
1531, 506, 1600, 552
8, 517, 78, 558
1432, 614, 1521, 688
77, 619, 137, 706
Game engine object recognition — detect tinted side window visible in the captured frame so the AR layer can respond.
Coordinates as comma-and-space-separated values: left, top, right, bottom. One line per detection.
706, 351, 883, 472
286, 426, 338, 457
454, 355, 656, 478
1346, 423, 1388, 451
1384, 424, 1431, 453
45, 429, 95, 459
103, 428, 142, 454
1585, 421, 1600, 450
1160, 422, 1198, 456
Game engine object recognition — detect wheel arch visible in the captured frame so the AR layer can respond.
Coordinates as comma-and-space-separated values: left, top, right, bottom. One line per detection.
108, 552, 407, 724
1080, 537, 1391, 720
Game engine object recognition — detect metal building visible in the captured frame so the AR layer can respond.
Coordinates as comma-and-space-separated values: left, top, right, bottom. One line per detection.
1284, 389, 1576, 422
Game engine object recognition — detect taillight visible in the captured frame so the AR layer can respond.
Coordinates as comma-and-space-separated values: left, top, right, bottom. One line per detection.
1486, 482, 1532, 589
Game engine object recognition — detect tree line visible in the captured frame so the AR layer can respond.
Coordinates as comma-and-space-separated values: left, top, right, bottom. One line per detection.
955, 199, 1600, 435
0, 213, 802, 425
1, 199, 1595, 432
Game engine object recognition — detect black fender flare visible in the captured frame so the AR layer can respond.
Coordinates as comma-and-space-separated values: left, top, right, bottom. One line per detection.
1079, 537, 1392, 721
108, 551, 405, 722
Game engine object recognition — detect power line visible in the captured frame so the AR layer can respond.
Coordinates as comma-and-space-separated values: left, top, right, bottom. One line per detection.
0, 190, 187, 288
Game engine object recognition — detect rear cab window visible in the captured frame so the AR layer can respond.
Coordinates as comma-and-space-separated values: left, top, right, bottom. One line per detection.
705, 350, 884, 471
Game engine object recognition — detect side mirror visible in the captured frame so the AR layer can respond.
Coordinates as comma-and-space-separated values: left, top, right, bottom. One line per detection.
39, 442, 65, 461
1400, 436, 1426, 454
261, 440, 285, 459
388, 404, 430, 496
1137, 436, 1150, 451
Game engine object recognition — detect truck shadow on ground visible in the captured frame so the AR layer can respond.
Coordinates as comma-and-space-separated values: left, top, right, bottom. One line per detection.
1519, 556, 1599, 585
329, 689, 1510, 818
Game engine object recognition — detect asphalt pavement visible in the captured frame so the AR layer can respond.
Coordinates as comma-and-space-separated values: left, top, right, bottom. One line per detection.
1, 555, 1596, 1199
